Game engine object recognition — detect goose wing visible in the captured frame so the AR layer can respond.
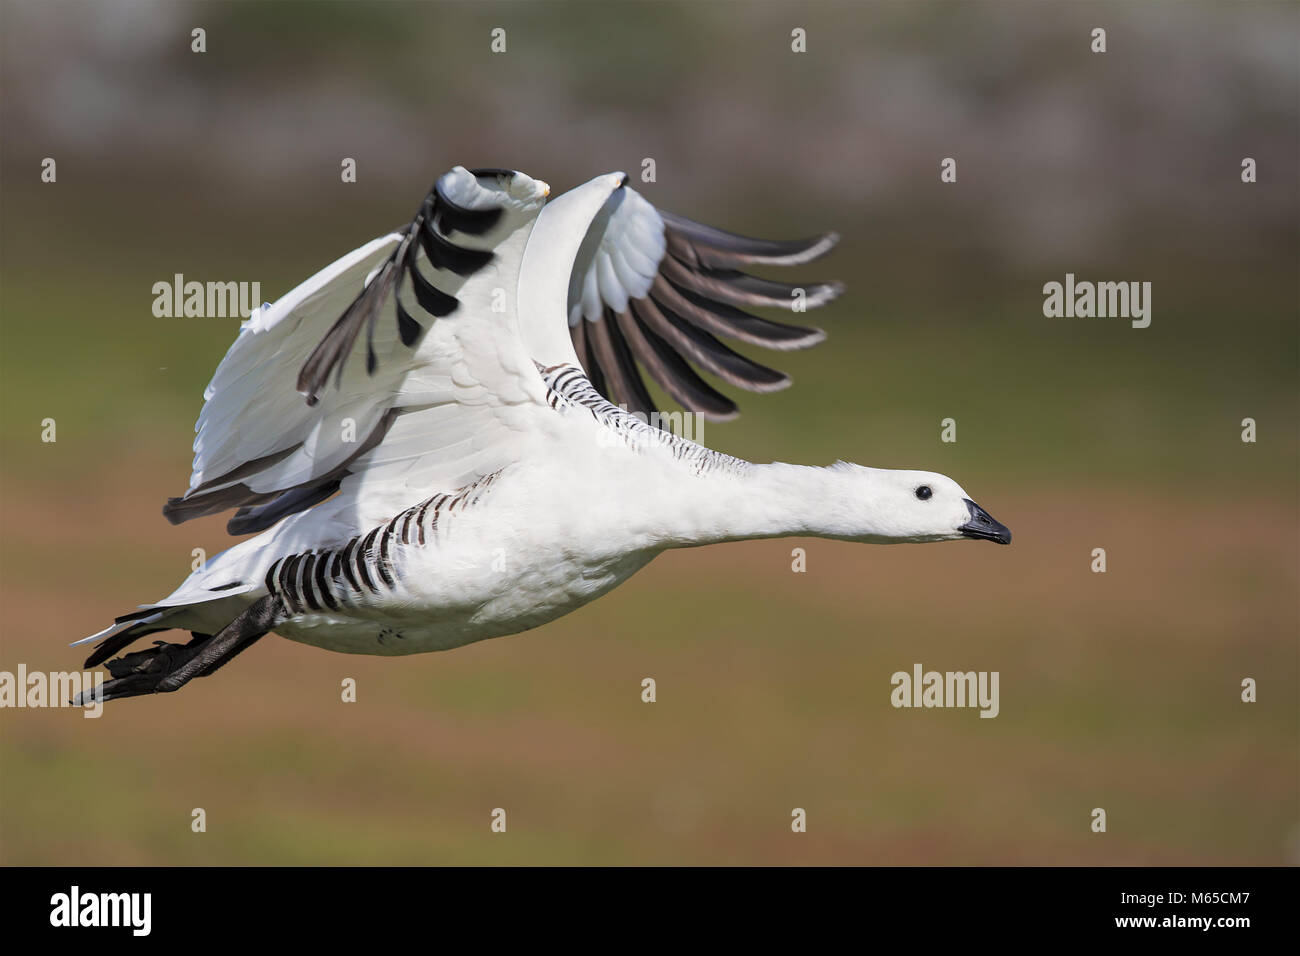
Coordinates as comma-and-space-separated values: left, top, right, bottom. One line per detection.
559, 182, 843, 421
164, 166, 554, 537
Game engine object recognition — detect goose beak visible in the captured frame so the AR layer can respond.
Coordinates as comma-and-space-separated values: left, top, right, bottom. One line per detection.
960, 499, 1012, 545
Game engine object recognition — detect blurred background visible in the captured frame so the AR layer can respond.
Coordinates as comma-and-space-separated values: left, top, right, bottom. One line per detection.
1, 0, 1295, 864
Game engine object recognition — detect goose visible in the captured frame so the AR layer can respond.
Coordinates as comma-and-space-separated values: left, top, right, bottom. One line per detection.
73, 166, 1011, 704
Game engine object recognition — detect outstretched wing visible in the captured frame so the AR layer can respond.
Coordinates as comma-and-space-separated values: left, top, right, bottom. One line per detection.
164, 167, 553, 537
564, 185, 843, 421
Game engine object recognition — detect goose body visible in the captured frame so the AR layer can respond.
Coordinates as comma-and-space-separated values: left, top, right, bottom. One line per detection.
74, 166, 1010, 703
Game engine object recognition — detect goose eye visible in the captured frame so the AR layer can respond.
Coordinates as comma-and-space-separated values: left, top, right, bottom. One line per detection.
915, 485, 932, 500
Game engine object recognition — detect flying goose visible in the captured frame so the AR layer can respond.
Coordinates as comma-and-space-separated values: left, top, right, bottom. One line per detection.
73, 166, 1011, 704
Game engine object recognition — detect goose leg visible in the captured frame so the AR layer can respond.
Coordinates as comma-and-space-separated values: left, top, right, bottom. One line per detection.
79, 596, 282, 703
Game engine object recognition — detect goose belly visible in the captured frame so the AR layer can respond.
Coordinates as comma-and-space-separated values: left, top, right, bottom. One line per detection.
274, 540, 657, 656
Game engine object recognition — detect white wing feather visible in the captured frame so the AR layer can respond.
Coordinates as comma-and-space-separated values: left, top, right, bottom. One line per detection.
168, 167, 553, 538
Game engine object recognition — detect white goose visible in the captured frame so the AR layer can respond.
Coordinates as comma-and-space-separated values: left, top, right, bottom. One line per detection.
74, 166, 1010, 703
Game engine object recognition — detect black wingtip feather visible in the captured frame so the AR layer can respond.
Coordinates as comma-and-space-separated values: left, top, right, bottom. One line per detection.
420, 220, 495, 276
662, 254, 844, 312
662, 212, 839, 267
651, 275, 825, 351
587, 306, 657, 417
632, 294, 791, 393
621, 302, 740, 421
395, 299, 423, 347
433, 178, 504, 236
408, 260, 459, 317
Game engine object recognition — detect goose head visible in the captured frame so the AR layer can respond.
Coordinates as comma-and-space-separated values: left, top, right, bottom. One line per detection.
829, 463, 1011, 545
